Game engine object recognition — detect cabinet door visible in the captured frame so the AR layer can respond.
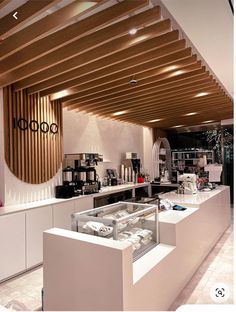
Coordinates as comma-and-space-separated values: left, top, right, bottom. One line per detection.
53, 201, 75, 230
26, 206, 53, 268
0, 212, 26, 281
74, 196, 93, 213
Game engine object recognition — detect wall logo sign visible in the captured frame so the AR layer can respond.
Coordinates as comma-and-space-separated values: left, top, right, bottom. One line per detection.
4, 86, 63, 184
13, 117, 58, 134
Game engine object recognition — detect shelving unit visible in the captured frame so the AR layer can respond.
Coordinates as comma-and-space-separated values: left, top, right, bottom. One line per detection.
172, 149, 214, 172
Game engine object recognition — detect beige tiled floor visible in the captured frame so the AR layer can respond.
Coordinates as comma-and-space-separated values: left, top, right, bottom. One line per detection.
169, 222, 234, 310
0, 266, 42, 310
0, 222, 233, 311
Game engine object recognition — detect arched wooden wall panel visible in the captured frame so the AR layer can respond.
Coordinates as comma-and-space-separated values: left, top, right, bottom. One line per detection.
3, 85, 63, 184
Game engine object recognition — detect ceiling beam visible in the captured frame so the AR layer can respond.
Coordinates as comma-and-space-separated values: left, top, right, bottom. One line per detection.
0, 0, 59, 37
26, 31, 182, 94
63, 73, 212, 109
103, 105, 233, 125
72, 82, 220, 114
0, 0, 149, 87
60, 55, 198, 103
104, 102, 232, 122
51, 49, 194, 101
101, 97, 232, 120
104, 99, 233, 121
64, 66, 206, 108
14, 31, 178, 91
1, 5, 161, 75
73, 86, 225, 116
63, 59, 202, 105
0, 1, 98, 59
0, 0, 11, 10
138, 109, 233, 124
68, 93, 229, 116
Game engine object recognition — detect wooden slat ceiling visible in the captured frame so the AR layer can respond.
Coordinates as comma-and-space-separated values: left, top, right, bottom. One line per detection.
0, 0, 233, 129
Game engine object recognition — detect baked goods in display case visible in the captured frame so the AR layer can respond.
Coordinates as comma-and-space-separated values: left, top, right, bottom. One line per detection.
72, 201, 159, 261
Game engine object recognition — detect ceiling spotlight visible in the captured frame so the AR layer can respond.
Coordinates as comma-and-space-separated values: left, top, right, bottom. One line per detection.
184, 112, 198, 116
202, 120, 215, 123
171, 124, 185, 128
162, 65, 179, 73
195, 92, 209, 97
129, 74, 137, 85
169, 70, 185, 77
129, 28, 137, 35
148, 119, 162, 123
112, 111, 126, 116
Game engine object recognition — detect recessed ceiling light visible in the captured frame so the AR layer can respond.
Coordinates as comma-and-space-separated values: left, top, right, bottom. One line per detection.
112, 111, 126, 116
171, 124, 185, 128
202, 120, 215, 123
147, 119, 162, 123
129, 28, 137, 35
184, 112, 198, 116
169, 70, 185, 77
162, 65, 179, 73
195, 92, 209, 97
50, 89, 69, 100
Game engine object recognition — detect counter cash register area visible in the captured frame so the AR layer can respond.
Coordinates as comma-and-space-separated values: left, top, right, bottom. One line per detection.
43, 184, 231, 311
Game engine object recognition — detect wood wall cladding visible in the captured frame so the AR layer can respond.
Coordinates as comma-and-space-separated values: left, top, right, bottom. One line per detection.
3, 85, 63, 184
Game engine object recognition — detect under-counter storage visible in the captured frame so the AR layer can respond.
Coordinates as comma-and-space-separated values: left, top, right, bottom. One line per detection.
72, 201, 159, 261
0, 212, 26, 281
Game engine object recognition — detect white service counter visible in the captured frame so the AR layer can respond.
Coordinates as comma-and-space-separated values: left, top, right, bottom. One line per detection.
0, 182, 149, 216
43, 185, 231, 311
0, 183, 149, 282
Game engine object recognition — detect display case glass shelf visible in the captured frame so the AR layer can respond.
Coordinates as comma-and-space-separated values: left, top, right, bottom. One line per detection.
72, 202, 159, 261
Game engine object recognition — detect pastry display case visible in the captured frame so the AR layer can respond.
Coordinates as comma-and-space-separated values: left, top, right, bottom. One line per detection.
71, 202, 159, 261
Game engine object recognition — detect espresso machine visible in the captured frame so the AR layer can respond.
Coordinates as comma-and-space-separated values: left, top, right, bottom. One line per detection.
56, 153, 102, 198
177, 173, 198, 194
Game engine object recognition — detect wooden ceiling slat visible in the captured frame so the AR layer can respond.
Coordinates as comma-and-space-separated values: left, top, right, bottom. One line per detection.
63, 73, 212, 109
74, 82, 220, 114
0, 6, 162, 75
0, 1, 98, 59
140, 110, 234, 125
74, 92, 225, 118
0, 0, 148, 87
67, 60, 203, 104
69, 93, 229, 116
107, 100, 233, 121
64, 66, 206, 108
0, 0, 59, 37
38, 36, 185, 97
60, 55, 198, 103
15, 30, 180, 92
65, 74, 214, 109
105, 108, 233, 126
0, 0, 11, 10
51, 49, 194, 101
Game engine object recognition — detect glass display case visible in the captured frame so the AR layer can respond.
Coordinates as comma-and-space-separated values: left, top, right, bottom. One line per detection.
72, 202, 159, 261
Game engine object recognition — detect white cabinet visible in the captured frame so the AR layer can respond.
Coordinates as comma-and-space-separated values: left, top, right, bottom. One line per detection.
74, 196, 93, 213
53, 201, 75, 230
0, 212, 26, 281
26, 206, 53, 268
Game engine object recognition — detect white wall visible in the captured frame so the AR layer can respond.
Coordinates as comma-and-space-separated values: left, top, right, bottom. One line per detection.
0, 105, 152, 205
160, 0, 233, 97
143, 127, 154, 179
63, 109, 145, 180
0, 89, 5, 206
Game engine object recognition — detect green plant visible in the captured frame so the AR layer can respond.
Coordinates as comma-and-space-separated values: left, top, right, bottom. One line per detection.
204, 129, 233, 163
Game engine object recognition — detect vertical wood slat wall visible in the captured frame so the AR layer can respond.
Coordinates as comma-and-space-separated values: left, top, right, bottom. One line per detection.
3, 85, 63, 184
